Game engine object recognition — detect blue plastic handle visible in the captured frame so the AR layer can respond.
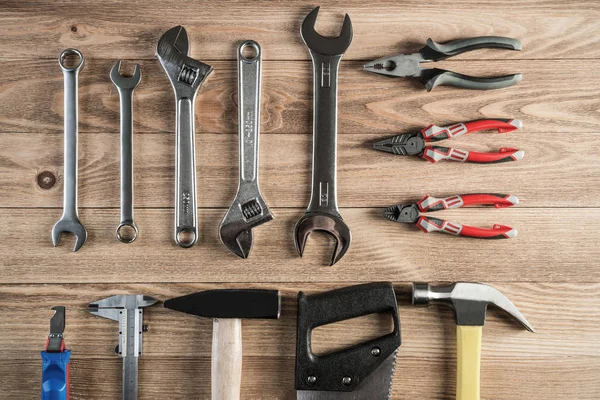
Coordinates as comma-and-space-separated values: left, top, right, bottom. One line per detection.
41, 350, 71, 400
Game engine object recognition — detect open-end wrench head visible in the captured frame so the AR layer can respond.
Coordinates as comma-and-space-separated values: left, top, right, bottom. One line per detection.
52, 218, 87, 252
110, 60, 142, 90
294, 212, 351, 266
301, 7, 353, 56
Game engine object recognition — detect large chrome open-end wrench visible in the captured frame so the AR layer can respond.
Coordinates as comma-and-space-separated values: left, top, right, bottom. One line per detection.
294, 7, 353, 266
219, 41, 274, 258
156, 26, 213, 248
52, 49, 87, 252
110, 61, 142, 243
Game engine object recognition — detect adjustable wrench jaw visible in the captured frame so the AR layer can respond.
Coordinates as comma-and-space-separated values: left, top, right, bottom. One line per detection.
156, 26, 212, 101
219, 186, 274, 258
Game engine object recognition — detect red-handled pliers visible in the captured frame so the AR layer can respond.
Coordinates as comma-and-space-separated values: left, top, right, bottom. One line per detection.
384, 193, 518, 239
373, 119, 523, 163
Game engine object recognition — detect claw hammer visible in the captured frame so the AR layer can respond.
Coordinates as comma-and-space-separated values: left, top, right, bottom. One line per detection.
413, 282, 535, 400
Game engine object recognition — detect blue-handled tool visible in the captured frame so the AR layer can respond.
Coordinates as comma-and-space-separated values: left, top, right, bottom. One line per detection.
41, 306, 71, 400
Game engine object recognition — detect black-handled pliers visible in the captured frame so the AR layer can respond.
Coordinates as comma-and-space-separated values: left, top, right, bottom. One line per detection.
363, 36, 522, 91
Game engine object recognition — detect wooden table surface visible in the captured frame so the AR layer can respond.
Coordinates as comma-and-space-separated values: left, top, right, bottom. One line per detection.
1, 0, 599, 399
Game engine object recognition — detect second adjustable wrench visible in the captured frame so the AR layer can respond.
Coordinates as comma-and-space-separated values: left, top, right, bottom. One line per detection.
52, 49, 87, 252
294, 7, 353, 266
110, 61, 142, 243
219, 41, 274, 258
156, 26, 213, 247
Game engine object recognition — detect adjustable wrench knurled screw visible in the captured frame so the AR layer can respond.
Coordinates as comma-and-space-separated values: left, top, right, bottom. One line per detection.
110, 61, 142, 243
156, 26, 213, 248
294, 7, 353, 266
219, 40, 274, 258
51, 49, 87, 252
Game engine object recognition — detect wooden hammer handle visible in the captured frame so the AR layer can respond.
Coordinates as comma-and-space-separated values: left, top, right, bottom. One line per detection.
211, 318, 242, 400
456, 325, 482, 400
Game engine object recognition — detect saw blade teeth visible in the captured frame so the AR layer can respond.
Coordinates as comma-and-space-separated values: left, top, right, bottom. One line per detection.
386, 350, 398, 399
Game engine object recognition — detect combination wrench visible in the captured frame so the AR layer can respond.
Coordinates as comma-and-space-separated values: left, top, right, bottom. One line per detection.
156, 26, 213, 247
110, 61, 142, 243
219, 40, 274, 258
294, 7, 353, 266
52, 49, 87, 252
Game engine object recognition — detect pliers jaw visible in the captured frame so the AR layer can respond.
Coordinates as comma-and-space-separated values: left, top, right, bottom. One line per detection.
373, 133, 425, 156
363, 53, 424, 78
383, 204, 420, 224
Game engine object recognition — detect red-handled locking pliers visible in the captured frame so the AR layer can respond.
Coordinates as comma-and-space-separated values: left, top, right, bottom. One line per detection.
384, 193, 518, 239
373, 119, 523, 163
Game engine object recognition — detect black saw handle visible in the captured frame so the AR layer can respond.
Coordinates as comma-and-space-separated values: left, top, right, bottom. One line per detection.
295, 282, 401, 392
421, 68, 523, 91
420, 36, 522, 61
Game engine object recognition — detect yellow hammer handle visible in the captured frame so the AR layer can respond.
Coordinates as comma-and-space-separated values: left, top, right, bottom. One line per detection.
456, 325, 482, 400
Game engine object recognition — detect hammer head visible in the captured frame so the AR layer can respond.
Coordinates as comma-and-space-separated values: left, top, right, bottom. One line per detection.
164, 289, 281, 319
412, 282, 534, 332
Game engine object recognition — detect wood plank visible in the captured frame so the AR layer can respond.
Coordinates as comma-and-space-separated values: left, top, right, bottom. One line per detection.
1, 208, 598, 283
1, 132, 599, 208
0, 283, 598, 399
1, 1, 599, 61
2, 59, 600, 134
4, 356, 599, 399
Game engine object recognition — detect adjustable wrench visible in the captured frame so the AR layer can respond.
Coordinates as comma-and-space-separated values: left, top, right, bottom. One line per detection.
294, 7, 353, 266
52, 49, 87, 252
156, 26, 213, 247
219, 40, 274, 258
110, 61, 142, 243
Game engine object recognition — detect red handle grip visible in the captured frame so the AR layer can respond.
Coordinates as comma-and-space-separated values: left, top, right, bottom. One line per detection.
417, 216, 517, 239
421, 119, 522, 142
422, 146, 524, 163
418, 194, 518, 211
462, 119, 522, 134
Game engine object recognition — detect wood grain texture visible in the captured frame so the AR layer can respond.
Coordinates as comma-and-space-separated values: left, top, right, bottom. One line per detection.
2, 132, 599, 208
1, 1, 599, 399
1, 59, 600, 134
1, 1, 599, 61
0, 208, 598, 284
0, 283, 598, 399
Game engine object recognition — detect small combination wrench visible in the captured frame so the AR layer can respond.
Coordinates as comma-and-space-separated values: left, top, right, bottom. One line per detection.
52, 49, 87, 252
294, 7, 353, 266
110, 61, 142, 243
156, 26, 213, 248
219, 40, 274, 258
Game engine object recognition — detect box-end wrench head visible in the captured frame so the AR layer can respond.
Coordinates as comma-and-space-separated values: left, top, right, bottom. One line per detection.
110, 61, 141, 244
219, 41, 274, 258
52, 49, 87, 252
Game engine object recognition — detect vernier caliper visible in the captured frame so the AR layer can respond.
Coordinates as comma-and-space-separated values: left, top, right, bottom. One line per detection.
89, 295, 158, 400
